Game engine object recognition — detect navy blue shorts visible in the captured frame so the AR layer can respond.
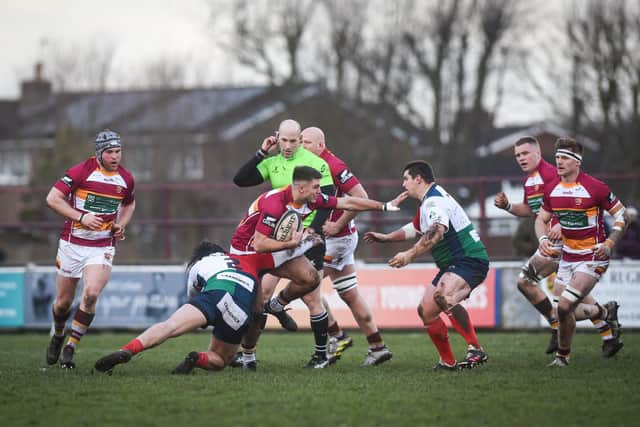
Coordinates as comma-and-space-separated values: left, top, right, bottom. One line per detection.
188, 289, 254, 345
432, 257, 489, 289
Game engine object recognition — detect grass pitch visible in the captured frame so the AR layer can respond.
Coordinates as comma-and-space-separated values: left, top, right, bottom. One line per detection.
1, 331, 638, 427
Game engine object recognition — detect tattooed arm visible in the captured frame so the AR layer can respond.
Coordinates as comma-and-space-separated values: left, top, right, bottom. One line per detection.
388, 223, 446, 268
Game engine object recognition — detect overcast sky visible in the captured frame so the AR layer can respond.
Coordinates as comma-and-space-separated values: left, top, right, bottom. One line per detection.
0, 0, 228, 98
1, 0, 563, 125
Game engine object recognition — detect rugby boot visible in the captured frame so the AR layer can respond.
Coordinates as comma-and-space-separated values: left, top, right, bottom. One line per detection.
545, 329, 558, 354
304, 354, 330, 369
229, 351, 243, 368
264, 304, 298, 332
432, 360, 460, 371
60, 344, 76, 369
242, 360, 257, 372
547, 355, 569, 367
46, 334, 65, 365
603, 301, 622, 338
602, 337, 624, 358
457, 345, 488, 369
94, 349, 132, 373
171, 351, 199, 375
327, 335, 354, 363
362, 346, 393, 367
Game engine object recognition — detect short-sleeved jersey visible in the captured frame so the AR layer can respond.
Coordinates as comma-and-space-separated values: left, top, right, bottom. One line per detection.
411, 184, 489, 270
230, 185, 338, 253
53, 157, 135, 247
319, 148, 360, 237
256, 147, 333, 227
522, 159, 558, 215
542, 171, 622, 262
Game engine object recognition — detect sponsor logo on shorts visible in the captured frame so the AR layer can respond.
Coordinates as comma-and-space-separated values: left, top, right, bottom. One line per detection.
104, 253, 113, 261
594, 266, 607, 275
216, 293, 248, 330
262, 215, 277, 228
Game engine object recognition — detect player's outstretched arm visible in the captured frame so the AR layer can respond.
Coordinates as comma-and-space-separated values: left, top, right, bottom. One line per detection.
336, 191, 407, 212
363, 222, 417, 244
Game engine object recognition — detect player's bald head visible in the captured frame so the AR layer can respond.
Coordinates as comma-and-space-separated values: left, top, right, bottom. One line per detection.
278, 119, 301, 137
301, 126, 326, 155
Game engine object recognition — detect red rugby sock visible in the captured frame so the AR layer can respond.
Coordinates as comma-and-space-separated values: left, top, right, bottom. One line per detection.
426, 316, 455, 365
446, 309, 481, 349
196, 352, 209, 368
122, 338, 145, 355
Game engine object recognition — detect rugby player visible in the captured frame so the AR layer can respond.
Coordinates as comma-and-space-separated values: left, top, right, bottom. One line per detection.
94, 240, 320, 374
45, 130, 135, 369
366, 161, 490, 370
233, 119, 344, 368
231, 165, 405, 368
494, 136, 621, 356
537, 138, 627, 366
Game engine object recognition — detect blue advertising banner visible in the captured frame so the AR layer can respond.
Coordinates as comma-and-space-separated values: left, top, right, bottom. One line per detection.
0, 270, 24, 327
22, 266, 188, 329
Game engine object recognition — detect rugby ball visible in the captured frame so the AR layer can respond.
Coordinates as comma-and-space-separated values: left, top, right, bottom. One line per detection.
273, 210, 302, 241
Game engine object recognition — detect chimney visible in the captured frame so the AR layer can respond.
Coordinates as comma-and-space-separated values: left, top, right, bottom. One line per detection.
20, 62, 52, 106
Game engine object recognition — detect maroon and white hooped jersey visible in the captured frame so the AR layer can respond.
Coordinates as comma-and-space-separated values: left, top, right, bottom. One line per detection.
319, 148, 361, 237
53, 157, 135, 247
230, 185, 338, 253
541, 171, 622, 262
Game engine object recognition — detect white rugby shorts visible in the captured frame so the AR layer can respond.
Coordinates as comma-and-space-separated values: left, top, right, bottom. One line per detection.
324, 233, 358, 271
554, 259, 610, 286
56, 239, 116, 278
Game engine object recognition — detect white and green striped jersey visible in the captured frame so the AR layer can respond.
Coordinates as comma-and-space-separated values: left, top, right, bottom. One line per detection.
412, 184, 489, 269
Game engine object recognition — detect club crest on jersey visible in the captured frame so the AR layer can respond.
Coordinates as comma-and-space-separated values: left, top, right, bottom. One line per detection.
61, 175, 74, 188
575, 198, 582, 206
262, 215, 277, 228
535, 184, 540, 192
116, 186, 123, 194
338, 169, 353, 184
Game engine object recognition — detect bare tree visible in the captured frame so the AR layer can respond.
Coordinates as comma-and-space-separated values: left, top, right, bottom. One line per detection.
131, 56, 190, 89
211, 0, 316, 85
41, 37, 117, 92
400, 0, 529, 175
320, 0, 367, 94
563, 0, 640, 177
